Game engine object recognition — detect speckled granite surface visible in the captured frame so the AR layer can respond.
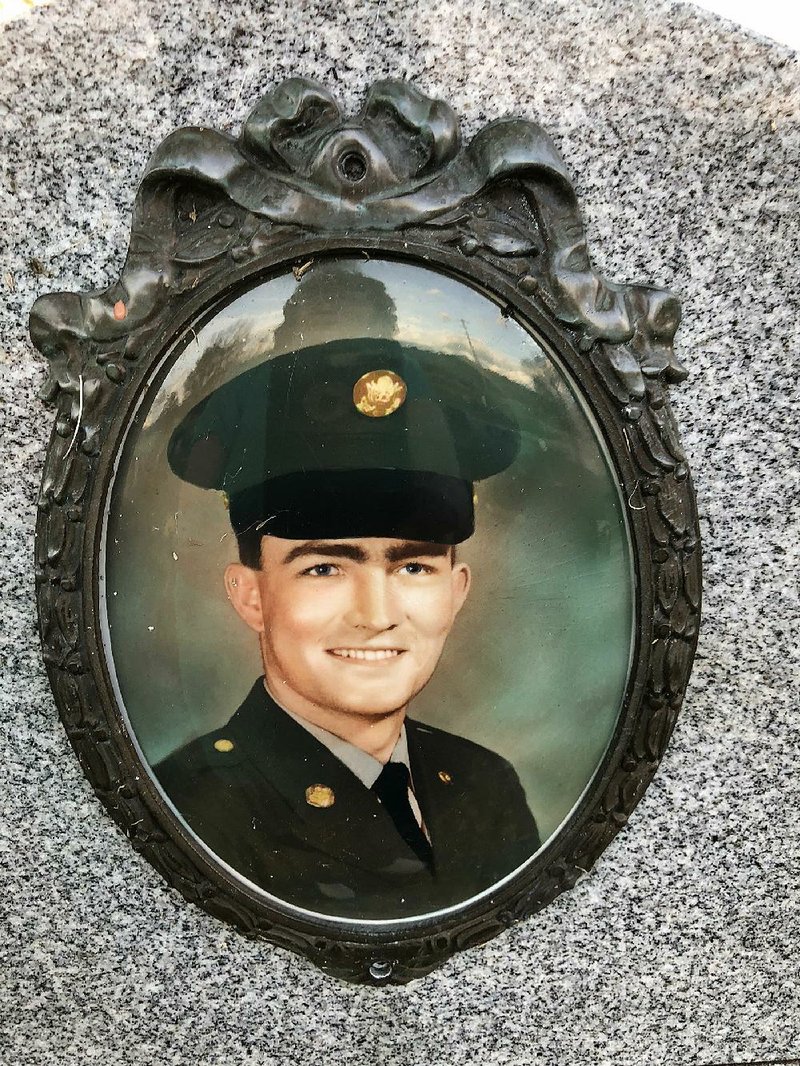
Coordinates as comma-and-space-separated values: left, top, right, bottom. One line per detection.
1, 1, 798, 1063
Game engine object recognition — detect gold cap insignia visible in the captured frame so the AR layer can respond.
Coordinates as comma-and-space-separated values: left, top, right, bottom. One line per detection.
353, 369, 407, 418
305, 784, 336, 808
438, 770, 452, 784
214, 738, 235, 753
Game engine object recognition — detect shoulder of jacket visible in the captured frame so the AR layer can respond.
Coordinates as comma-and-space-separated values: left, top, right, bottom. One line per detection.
155, 723, 246, 779
406, 718, 518, 776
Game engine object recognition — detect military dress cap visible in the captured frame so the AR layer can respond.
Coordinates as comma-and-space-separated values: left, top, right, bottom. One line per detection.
167, 337, 520, 544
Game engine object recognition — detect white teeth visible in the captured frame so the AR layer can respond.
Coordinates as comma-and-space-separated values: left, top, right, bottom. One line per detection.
330, 648, 402, 661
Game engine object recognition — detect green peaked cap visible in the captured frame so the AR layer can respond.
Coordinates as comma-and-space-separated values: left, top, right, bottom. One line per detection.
168, 338, 520, 544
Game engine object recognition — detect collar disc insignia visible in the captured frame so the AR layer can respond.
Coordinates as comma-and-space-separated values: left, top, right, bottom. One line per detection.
305, 784, 336, 808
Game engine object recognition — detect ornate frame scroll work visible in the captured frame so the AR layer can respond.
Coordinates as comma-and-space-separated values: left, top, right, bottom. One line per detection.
30, 79, 700, 985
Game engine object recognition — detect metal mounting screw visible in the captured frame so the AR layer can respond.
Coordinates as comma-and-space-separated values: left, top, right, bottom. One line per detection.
368, 959, 393, 981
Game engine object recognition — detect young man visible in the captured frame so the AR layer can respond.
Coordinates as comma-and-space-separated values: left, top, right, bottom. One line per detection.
156, 338, 540, 917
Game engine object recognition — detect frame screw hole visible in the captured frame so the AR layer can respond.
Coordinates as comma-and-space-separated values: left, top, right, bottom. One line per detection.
339, 151, 368, 183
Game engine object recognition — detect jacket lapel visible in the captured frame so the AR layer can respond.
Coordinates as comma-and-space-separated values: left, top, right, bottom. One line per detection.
406, 718, 480, 880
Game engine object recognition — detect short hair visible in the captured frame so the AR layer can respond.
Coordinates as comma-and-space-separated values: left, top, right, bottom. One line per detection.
236, 526, 264, 569
236, 532, 457, 570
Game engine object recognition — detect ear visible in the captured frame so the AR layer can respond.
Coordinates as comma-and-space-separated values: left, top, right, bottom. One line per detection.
224, 563, 265, 634
450, 561, 471, 618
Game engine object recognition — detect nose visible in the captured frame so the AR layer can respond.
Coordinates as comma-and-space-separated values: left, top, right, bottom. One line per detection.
345, 569, 400, 634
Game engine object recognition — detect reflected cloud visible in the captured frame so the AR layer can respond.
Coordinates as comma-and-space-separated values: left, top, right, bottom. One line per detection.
145, 258, 551, 430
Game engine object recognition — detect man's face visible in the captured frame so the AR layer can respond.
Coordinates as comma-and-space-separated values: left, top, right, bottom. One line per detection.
225, 537, 471, 723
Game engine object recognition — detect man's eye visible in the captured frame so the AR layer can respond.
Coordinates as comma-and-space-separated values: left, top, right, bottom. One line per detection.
399, 562, 432, 575
302, 563, 340, 577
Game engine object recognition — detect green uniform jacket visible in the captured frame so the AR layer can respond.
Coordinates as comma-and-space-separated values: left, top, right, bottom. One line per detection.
154, 680, 540, 918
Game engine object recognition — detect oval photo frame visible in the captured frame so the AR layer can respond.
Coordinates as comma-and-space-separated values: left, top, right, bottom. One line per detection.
30, 80, 701, 984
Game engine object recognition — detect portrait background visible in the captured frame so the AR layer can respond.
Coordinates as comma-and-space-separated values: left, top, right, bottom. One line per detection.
103, 258, 633, 847
4, 1, 797, 1063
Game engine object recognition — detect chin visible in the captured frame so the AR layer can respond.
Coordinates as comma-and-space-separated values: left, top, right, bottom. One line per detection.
325, 685, 416, 718
328, 702, 403, 719
314, 665, 424, 717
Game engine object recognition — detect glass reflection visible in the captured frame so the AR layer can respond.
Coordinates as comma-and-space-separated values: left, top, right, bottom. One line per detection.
104, 258, 633, 919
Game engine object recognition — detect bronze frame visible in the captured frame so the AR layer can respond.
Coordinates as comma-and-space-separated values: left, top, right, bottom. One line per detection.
29, 79, 701, 984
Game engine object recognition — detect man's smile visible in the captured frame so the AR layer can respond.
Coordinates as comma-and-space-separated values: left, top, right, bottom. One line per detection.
327, 647, 406, 661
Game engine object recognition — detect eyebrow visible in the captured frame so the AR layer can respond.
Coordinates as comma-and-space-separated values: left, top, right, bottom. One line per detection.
384, 542, 452, 563
280, 540, 452, 565
281, 542, 369, 564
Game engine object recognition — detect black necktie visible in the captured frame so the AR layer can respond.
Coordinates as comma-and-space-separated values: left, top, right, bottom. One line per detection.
372, 762, 432, 866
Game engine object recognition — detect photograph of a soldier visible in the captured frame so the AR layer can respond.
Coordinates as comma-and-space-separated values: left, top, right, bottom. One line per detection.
156, 334, 541, 918
105, 261, 633, 921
